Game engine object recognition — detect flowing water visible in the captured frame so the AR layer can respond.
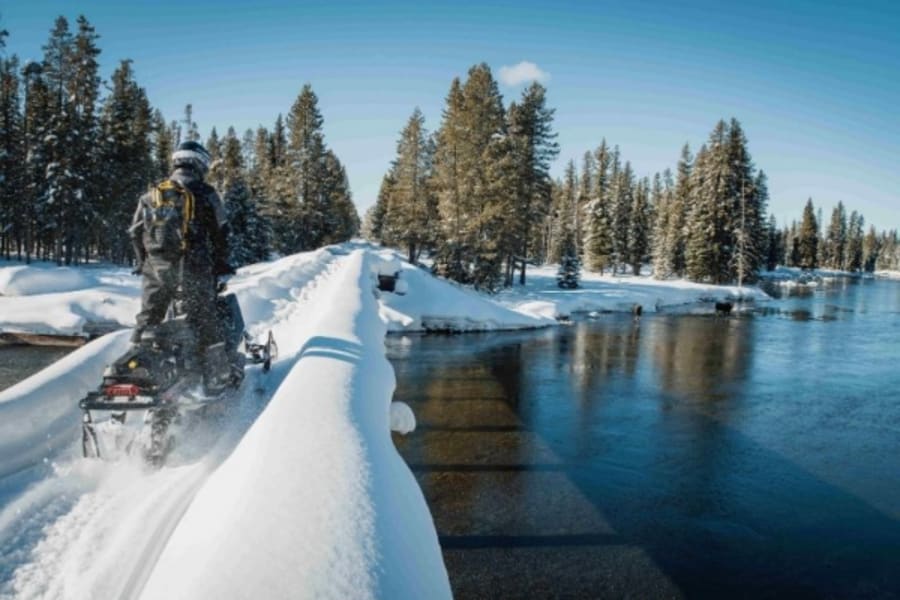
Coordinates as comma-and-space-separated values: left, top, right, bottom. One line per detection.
0, 345, 72, 393
389, 277, 900, 599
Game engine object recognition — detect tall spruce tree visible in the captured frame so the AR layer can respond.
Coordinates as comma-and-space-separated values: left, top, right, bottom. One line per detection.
627, 176, 651, 275
584, 140, 614, 273
667, 144, 692, 277
765, 214, 781, 271
431, 64, 506, 286
611, 158, 633, 274
845, 210, 864, 272
824, 201, 847, 269
797, 198, 819, 269
384, 108, 437, 263
431, 77, 467, 280
650, 172, 669, 277
506, 82, 558, 283
97, 59, 153, 263
0, 51, 23, 259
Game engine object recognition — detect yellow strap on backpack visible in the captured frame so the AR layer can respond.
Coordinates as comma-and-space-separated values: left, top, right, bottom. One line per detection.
151, 180, 195, 251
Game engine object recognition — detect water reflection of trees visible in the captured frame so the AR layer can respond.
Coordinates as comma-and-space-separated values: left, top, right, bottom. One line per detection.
647, 316, 753, 404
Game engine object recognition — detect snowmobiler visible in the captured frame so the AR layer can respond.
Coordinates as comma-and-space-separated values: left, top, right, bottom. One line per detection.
131, 140, 233, 394
79, 141, 276, 465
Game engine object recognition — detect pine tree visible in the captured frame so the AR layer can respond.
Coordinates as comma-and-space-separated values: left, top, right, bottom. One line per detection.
667, 144, 692, 277
862, 225, 879, 272
22, 60, 49, 262
206, 126, 223, 190
319, 149, 359, 245
824, 201, 847, 269
556, 229, 581, 289
219, 129, 271, 266
549, 160, 577, 264
384, 108, 437, 263
182, 103, 199, 142
431, 64, 506, 285
151, 109, 173, 180
797, 198, 819, 269
765, 214, 781, 271
845, 210, 864, 272
431, 78, 467, 280
627, 177, 651, 275
610, 158, 633, 274
728, 121, 765, 284
41, 16, 75, 264
650, 172, 669, 277
0, 52, 24, 259
506, 82, 558, 283
366, 172, 396, 244
584, 140, 614, 274
97, 59, 153, 263
577, 150, 594, 255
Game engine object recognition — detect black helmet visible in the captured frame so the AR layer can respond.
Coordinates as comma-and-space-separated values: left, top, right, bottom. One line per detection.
171, 140, 212, 175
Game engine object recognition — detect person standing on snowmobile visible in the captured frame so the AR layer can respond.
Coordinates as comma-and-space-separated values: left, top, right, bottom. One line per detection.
129, 140, 234, 393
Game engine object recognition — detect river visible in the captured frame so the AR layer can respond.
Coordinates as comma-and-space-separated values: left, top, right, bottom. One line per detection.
1, 277, 898, 597
388, 277, 900, 598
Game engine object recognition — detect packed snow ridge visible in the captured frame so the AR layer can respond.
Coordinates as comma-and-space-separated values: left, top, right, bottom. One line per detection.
0, 243, 774, 599
0, 245, 454, 600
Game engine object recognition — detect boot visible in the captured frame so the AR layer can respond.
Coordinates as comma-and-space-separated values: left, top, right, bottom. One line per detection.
202, 342, 232, 396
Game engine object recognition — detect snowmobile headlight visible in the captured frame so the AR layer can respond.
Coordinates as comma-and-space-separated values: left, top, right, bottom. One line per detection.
128, 360, 139, 369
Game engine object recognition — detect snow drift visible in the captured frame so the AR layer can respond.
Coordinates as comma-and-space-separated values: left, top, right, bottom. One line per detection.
139, 250, 451, 600
0, 330, 131, 478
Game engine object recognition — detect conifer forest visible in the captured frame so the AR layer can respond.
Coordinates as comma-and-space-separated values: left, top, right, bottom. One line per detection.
1, 16, 898, 285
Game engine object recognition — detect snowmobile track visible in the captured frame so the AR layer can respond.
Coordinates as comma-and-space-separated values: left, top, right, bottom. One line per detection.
0, 250, 349, 600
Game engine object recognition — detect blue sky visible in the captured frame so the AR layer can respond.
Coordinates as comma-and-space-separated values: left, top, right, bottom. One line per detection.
3, 0, 899, 229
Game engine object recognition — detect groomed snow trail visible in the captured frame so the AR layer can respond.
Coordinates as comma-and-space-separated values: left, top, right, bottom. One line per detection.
0, 248, 372, 599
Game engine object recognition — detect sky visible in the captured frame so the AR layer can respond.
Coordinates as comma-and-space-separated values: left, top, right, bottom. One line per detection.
3, 0, 899, 229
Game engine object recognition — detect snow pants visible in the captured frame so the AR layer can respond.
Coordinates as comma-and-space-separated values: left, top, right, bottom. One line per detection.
132, 254, 224, 355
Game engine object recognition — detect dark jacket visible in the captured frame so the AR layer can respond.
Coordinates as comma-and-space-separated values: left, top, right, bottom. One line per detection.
131, 167, 229, 273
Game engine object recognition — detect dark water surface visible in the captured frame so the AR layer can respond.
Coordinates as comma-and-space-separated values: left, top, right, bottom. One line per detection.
389, 277, 900, 599
0, 345, 72, 392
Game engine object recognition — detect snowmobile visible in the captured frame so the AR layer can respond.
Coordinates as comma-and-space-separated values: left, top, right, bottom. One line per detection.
79, 287, 277, 465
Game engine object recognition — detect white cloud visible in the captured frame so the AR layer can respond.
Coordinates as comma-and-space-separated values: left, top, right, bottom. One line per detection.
498, 61, 550, 87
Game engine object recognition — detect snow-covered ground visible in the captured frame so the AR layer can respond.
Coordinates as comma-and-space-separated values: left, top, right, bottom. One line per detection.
496, 264, 769, 320
0, 244, 784, 599
0, 245, 452, 600
0, 261, 138, 337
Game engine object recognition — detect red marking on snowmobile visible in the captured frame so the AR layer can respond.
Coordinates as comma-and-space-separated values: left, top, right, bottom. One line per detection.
104, 384, 141, 398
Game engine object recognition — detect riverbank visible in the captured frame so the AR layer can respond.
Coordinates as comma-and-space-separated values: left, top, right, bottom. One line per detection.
2, 245, 773, 341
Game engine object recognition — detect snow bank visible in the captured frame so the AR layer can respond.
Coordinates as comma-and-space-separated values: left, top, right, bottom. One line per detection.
0, 262, 139, 336
141, 250, 451, 600
0, 264, 97, 296
498, 265, 770, 319
373, 249, 554, 332
0, 330, 131, 478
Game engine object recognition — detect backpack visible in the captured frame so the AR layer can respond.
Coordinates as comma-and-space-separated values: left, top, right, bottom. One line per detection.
144, 180, 195, 259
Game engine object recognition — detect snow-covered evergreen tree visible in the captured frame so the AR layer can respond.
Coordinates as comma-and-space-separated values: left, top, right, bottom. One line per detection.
627, 176, 651, 275
0, 51, 24, 259
610, 157, 633, 274
584, 140, 614, 274
97, 59, 153, 263
556, 229, 580, 289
